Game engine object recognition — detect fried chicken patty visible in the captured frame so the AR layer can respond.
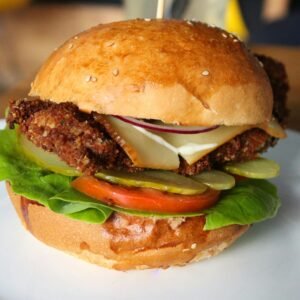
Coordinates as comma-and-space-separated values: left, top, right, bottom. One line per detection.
7, 55, 288, 176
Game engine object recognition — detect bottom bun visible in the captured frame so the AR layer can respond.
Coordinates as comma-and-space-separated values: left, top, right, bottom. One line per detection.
7, 183, 249, 270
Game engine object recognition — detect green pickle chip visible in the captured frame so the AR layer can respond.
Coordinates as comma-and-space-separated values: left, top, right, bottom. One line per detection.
224, 158, 280, 179
192, 170, 235, 190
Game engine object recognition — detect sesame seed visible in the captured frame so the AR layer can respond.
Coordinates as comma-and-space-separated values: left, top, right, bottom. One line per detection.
186, 20, 193, 25
105, 41, 115, 47
259, 61, 264, 67
144, 18, 151, 21
74, 36, 78, 40
222, 33, 228, 38
91, 76, 97, 82
85, 75, 92, 82
112, 68, 119, 76
183, 249, 190, 252
68, 43, 73, 49
229, 33, 234, 38
191, 243, 197, 249
233, 39, 239, 43
128, 84, 141, 92
202, 70, 209, 76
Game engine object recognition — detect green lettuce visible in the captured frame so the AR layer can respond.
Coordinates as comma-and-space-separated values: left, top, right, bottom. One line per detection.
0, 128, 281, 230
203, 179, 280, 230
0, 127, 68, 205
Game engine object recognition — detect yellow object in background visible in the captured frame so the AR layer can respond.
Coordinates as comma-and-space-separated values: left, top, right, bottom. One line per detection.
0, 0, 30, 11
225, 0, 249, 41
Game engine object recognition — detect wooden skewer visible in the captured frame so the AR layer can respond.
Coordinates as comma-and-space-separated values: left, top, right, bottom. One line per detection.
156, 0, 165, 19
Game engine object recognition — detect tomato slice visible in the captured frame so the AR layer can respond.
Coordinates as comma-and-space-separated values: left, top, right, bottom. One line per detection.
72, 176, 220, 213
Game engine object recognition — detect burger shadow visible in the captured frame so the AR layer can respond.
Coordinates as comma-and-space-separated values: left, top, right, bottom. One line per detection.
230, 130, 300, 250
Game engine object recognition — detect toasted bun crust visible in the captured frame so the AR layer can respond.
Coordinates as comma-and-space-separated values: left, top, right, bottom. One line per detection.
7, 183, 249, 270
29, 19, 272, 126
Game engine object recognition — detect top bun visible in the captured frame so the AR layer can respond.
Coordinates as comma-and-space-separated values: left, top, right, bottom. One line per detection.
29, 19, 273, 126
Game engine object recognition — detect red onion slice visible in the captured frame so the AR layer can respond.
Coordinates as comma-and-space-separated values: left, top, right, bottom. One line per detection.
113, 116, 219, 134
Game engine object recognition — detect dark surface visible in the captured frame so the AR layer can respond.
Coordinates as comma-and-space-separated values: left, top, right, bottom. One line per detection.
239, 0, 300, 46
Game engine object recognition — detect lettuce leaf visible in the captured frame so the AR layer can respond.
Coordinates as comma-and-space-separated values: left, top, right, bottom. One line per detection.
203, 179, 280, 230
0, 128, 281, 230
0, 129, 112, 223
0, 128, 70, 206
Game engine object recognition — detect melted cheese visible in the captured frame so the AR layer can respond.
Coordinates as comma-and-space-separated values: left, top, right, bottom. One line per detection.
106, 116, 180, 169
156, 126, 251, 165
105, 116, 286, 169
177, 143, 218, 156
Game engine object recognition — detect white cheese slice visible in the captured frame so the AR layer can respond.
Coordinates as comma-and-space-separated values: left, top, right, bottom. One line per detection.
105, 116, 286, 169
106, 116, 180, 169
156, 125, 251, 165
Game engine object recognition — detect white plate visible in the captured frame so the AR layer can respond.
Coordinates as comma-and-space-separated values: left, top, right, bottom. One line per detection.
0, 119, 299, 300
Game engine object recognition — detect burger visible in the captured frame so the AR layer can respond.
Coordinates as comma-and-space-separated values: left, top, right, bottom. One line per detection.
0, 19, 288, 270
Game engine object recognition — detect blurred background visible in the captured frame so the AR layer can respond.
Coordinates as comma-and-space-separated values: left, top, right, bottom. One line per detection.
0, 0, 299, 129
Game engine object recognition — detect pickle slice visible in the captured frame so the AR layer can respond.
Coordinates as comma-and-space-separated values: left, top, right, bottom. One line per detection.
95, 170, 207, 195
192, 170, 235, 190
19, 133, 80, 176
224, 158, 280, 179
18, 133, 205, 194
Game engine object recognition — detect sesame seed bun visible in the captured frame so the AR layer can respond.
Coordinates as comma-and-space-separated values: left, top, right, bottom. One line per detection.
29, 19, 273, 126
7, 183, 249, 271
